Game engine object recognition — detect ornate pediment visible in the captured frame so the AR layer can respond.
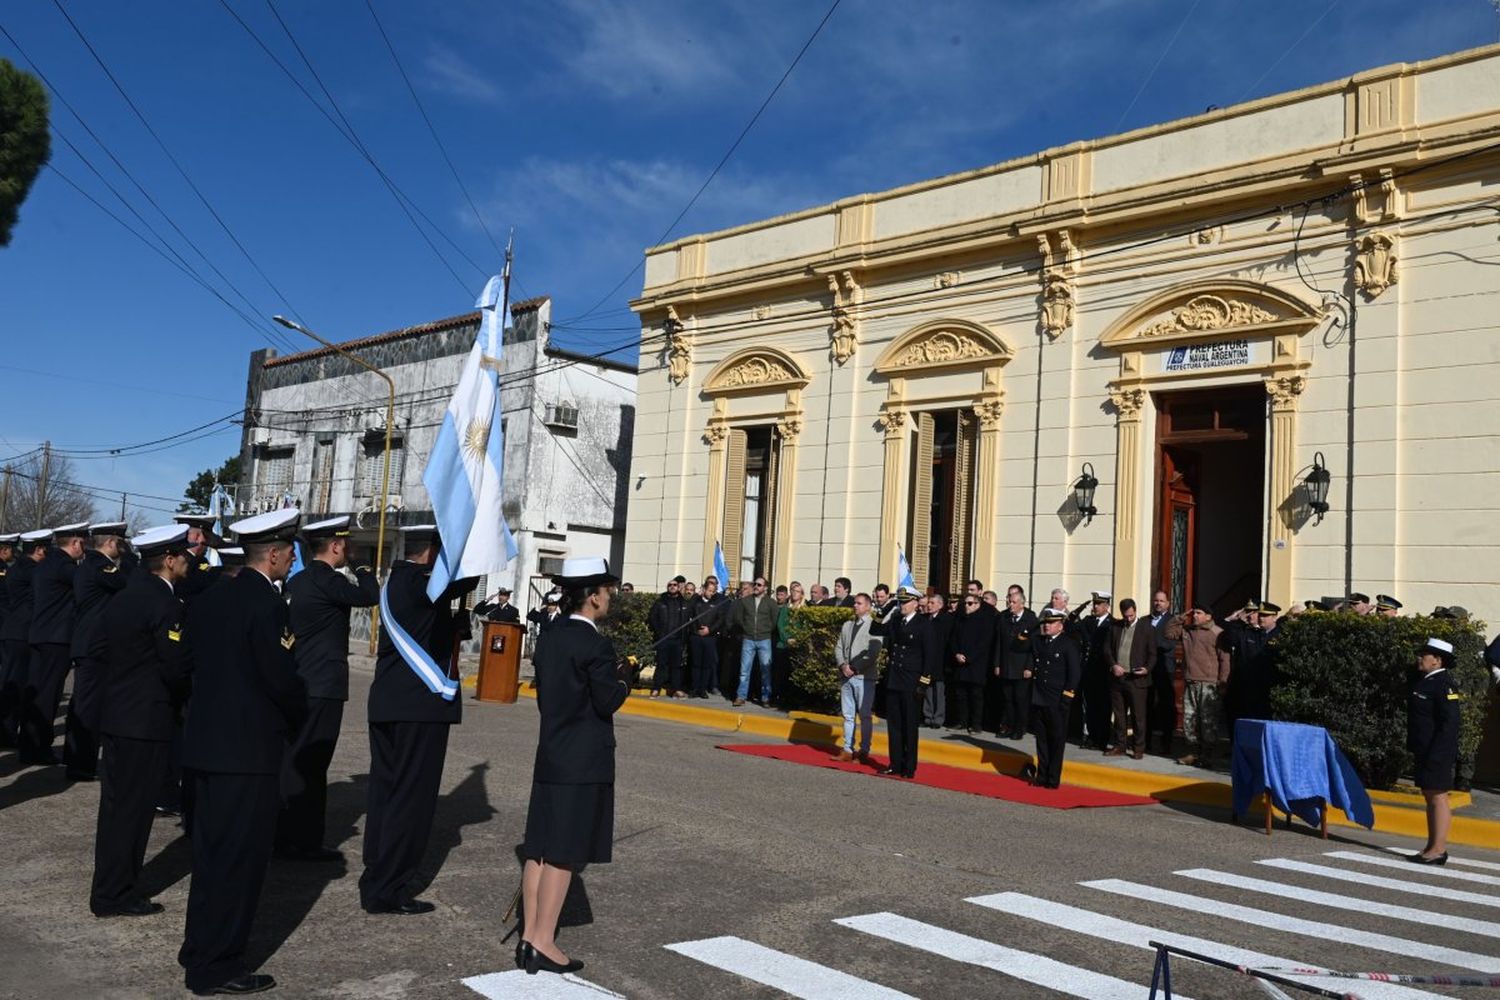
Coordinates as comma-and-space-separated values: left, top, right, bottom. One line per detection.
874, 319, 1014, 376
702, 347, 810, 395
1099, 280, 1322, 350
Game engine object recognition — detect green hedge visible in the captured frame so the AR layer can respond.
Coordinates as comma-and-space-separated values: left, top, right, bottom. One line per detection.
600, 591, 657, 669
1270, 612, 1489, 789
785, 605, 856, 709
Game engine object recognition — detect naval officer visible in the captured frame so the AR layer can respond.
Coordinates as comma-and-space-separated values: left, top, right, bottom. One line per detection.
177, 508, 306, 997
90, 524, 192, 918
1408, 636, 1462, 866
0, 532, 24, 746
66, 521, 133, 780
276, 515, 378, 862
1028, 606, 1082, 789
23, 522, 88, 765
359, 525, 478, 915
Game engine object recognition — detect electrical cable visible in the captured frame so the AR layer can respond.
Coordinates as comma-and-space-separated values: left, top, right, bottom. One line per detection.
0, 465, 184, 513
557, 0, 844, 325
1114, 0, 1202, 132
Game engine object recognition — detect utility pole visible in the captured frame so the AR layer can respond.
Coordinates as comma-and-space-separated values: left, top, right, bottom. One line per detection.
120, 493, 128, 521
36, 441, 51, 530
0, 465, 11, 533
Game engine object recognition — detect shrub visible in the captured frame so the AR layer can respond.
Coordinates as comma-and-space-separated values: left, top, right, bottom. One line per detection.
600, 590, 656, 670
784, 605, 855, 709
1270, 612, 1489, 789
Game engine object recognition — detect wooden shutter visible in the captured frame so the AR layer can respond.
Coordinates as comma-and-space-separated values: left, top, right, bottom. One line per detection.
722, 428, 748, 585
950, 410, 977, 594
909, 412, 934, 589
761, 430, 780, 579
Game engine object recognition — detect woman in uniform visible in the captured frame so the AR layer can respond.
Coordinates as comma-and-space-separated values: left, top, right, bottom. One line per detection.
1408, 636, 1461, 865
517, 557, 630, 975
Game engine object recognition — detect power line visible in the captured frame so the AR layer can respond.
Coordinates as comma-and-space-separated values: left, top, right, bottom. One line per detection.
1237, 0, 1342, 104
1114, 0, 1202, 132
558, 0, 844, 325
1, 466, 183, 513
50, 0, 308, 328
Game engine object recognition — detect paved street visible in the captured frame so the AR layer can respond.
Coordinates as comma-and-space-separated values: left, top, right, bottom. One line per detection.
2, 665, 1497, 999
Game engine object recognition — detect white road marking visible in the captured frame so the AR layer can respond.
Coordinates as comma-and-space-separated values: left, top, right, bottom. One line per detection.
1327, 850, 1500, 887
1084, 878, 1500, 972
1258, 857, 1500, 909
462, 970, 626, 999
1382, 845, 1500, 872
836, 911, 1187, 1000
665, 936, 916, 1000
969, 892, 1444, 1000
1176, 867, 1500, 938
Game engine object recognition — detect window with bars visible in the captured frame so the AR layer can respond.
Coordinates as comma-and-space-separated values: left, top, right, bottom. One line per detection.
255, 446, 294, 493
358, 436, 404, 502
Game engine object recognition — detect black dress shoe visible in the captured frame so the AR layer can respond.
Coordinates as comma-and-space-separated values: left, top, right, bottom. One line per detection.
521, 942, 584, 976
94, 898, 164, 917
155, 805, 182, 817
877, 767, 899, 776
365, 899, 436, 915
1408, 851, 1449, 866
193, 973, 276, 995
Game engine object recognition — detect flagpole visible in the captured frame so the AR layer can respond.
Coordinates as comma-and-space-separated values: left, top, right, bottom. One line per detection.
274, 315, 397, 654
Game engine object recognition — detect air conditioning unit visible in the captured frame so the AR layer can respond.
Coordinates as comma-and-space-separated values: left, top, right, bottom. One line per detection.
249, 427, 271, 446
544, 402, 579, 429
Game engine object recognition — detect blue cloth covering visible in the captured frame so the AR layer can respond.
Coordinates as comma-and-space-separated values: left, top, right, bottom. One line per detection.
1231, 719, 1375, 829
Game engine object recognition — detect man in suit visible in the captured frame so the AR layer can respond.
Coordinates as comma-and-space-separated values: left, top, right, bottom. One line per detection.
65, 522, 134, 780
949, 589, 996, 734
1105, 598, 1153, 759
1144, 590, 1178, 755
90, 524, 192, 919
835, 593, 883, 760
1027, 607, 1082, 789
647, 576, 691, 698
688, 575, 728, 699
872, 587, 933, 778
24, 522, 89, 766
994, 586, 1038, 739
922, 593, 955, 728
276, 516, 378, 862
0, 531, 38, 748
359, 525, 478, 917
474, 586, 520, 622
827, 577, 855, 609
178, 509, 306, 997
730, 576, 777, 706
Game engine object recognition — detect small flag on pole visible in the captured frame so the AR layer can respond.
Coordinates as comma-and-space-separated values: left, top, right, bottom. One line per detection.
896, 545, 916, 591
713, 539, 730, 587
205, 483, 234, 568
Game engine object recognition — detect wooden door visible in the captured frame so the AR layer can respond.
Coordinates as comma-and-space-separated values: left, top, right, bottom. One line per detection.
1158, 445, 1198, 614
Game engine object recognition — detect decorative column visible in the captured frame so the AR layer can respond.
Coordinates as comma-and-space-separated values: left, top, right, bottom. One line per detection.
1266, 374, 1306, 608
971, 385, 1005, 587
772, 411, 802, 589
1108, 385, 1147, 600
701, 406, 729, 576
876, 404, 909, 585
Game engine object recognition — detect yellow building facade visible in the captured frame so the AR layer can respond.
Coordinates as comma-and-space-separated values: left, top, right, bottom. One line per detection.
625, 45, 1500, 621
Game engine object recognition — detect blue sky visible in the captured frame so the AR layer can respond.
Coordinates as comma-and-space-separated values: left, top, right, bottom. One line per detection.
1, 0, 1495, 522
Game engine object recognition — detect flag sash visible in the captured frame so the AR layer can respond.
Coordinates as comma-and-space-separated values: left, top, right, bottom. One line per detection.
380, 580, 458, 700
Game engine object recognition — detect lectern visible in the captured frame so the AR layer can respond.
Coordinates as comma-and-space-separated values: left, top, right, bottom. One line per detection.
476, 620, 523, 703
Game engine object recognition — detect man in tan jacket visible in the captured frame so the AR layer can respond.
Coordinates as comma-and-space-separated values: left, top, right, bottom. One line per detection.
1163, 605, 1230, 768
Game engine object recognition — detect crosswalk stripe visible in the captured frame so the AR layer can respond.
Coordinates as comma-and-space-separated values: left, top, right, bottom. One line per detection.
462, 970, 626, 999
1084, 878, 1500, 972
1176, 868, 1500, 939
1381, 846, 1500, 872
1327, 850, 1500, 887
664, 936, 916, 1000
1258, 857, 1500, 909
836, 911, 1185, 1000
969, 892, 1443, 1000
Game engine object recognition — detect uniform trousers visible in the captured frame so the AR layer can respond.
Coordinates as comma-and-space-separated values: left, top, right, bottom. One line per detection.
653, 641, 684, 693
1109, 679, 1149, 754
885, 688, 921, 777
1032, 700, 1070, 787
360, 721, 450, 910
1147, 667, 1178, 747
1082, 664, 1111, 745
688, 634, 718, 697
276, 697, 344, 853
0, 639, 28, 744
91, 734, 170, 913
64, 655, 105, 777
999, 677, 1030, 736
20, 642, 70, 760
951, 680, 984, 731
178, 770, 280, 992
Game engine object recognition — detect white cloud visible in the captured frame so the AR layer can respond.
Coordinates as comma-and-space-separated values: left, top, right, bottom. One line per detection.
422, 43, 503, 104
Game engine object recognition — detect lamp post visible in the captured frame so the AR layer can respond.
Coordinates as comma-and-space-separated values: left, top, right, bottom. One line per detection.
273, 315, 396, 652
1306, 451, 1331, 524
1073, 462, 1099, 525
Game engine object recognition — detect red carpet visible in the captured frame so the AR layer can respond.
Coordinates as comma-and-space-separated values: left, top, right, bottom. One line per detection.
717, 743, 1157, 809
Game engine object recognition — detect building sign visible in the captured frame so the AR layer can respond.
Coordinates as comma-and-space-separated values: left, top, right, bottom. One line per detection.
1162, 339, 1253, 373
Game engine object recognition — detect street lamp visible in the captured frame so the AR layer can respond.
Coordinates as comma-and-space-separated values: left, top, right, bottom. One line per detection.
273, 315, 397, 651
1074, 462, 1099, 525
1306, 451, 1331, 524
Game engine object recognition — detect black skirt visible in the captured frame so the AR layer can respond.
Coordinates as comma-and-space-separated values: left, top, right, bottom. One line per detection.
523, 781, 614, 865
1414, 753, 1456, 793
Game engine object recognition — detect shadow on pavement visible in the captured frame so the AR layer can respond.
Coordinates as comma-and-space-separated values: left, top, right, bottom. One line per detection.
408, 761, 496, 898
0, 763, 70, 811
1157, 795, 1377, 848
137, 830, 194, 898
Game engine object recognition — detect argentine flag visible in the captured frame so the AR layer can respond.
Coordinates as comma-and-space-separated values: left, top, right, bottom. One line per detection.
423, 272, 519, 601
204, 483, 233, 567
896, 545, 916, 591
712, 539, 730, 588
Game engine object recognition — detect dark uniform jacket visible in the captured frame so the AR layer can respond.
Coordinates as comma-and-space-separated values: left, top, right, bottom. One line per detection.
648, 591, 693, 644
182, 569, 306, 774
286, 559, 379, 701
1407, 667, 1461, 780
1030, 631, 1083, 707
873, 612, 934, 693
474, 599, 520, 623
949, 608, 996, 685
1108, 618, 1155, 687
368, 560, 478, 725
29, 547, 79, 645
0, 557, 35, 642
532, 617, 629, 785
995, 607, 1039, 680
527, 607, 564, 633
927, 611, 956, 674
0, 561, 8, 633
71, 549, 131, 659
176, 549, 222, 606
100, 573, 192, 742
1146, 611, 1177, 676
